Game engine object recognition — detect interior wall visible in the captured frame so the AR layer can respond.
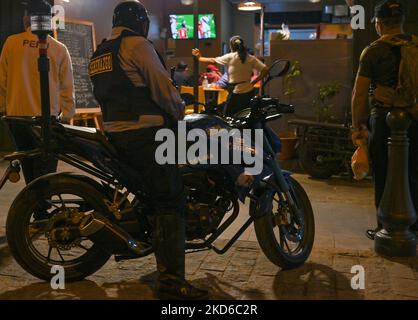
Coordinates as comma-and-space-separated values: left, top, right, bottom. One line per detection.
269, 40, 353, 127
55, 0, 164, 52
231, 7, 255, 51
56, 0, 121, 42
220, 0, 233, 52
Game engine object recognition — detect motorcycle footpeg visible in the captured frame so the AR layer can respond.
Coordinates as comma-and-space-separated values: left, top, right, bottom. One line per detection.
114, 246, 154, 262
79, 213, 152, 257
0, 161, 21, 190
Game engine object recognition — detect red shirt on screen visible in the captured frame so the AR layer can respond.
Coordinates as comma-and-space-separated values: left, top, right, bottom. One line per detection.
179, 28, 187, 39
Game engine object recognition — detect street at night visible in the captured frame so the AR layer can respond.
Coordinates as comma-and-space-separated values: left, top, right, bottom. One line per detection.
0, 162, 417, 300
1, 0, 418, 313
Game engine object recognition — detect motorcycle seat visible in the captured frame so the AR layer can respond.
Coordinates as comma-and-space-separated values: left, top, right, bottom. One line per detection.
59, 124, 145, 188
61, 124, 118, 156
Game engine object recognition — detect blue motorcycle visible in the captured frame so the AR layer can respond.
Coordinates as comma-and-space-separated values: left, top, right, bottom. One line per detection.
0, 60, 314, 282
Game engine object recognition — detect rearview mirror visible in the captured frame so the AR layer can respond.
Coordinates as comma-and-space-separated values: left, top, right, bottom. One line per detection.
269, 60, 291, 78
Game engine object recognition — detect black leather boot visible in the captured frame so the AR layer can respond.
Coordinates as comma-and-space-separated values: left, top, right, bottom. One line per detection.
153, 214, 209, 300
368, 226, 418, 240
366, 220, 383, 240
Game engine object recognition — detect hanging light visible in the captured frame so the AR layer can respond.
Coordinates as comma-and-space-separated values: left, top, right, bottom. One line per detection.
181, 0, 194, 5
238, 1, 263, 11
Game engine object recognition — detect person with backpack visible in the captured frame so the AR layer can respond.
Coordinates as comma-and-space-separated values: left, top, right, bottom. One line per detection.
351, 0, 418, 240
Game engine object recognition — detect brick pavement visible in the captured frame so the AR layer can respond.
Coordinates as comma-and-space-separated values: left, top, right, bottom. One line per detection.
0, 161, 417, 300
0, 239, 417, 300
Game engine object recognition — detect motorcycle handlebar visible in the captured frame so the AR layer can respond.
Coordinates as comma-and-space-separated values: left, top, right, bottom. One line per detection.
275, 102, 295, 114
2, 116, 59, 124
229, 98, 294, 128
250, 97, 294, 115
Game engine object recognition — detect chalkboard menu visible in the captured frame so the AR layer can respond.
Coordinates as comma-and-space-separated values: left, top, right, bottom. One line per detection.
56, 20, 99, 112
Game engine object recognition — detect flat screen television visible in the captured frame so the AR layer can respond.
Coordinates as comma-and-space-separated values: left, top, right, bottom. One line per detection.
169, 14, 217, 40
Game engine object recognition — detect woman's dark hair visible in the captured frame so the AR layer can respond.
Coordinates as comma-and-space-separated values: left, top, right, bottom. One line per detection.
230, 35, 248, 64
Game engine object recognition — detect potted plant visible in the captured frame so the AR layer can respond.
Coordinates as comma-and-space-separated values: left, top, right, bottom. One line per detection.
283, 60, 302, 104
312, 82, 341, 123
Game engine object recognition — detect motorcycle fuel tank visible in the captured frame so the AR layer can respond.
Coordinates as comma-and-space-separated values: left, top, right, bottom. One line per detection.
182, 114, 275, 201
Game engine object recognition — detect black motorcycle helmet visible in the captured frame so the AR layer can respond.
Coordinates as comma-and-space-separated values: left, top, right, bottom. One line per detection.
113, 1, 150, 37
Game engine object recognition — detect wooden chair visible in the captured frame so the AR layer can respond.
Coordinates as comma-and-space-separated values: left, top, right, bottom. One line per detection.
180, 86, 206, 114
70, 110, 102, 130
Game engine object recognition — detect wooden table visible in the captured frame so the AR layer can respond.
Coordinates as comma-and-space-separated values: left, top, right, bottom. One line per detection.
203, 87, 229, 107
180, 86, 229, 115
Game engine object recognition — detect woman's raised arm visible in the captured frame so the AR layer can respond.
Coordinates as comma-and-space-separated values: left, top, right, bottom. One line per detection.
192, 48, 217, 64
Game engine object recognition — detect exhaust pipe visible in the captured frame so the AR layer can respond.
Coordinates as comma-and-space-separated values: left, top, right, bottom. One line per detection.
79, 213, 152, 258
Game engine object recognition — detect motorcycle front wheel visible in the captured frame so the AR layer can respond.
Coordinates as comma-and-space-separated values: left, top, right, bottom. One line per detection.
253, 176, 315, 270
6, 175, 112, 282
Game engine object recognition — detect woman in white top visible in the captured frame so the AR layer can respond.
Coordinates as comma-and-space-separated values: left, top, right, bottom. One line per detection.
192, 35, 268, 116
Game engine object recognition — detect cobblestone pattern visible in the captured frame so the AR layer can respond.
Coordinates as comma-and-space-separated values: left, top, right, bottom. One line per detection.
0, 240, 417, 300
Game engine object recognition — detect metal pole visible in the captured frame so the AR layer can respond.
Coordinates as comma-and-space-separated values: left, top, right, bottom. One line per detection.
38, 33, 52, 148
375, 110, 417, 257
260, 6, 265, 57
193, 0, 199, 113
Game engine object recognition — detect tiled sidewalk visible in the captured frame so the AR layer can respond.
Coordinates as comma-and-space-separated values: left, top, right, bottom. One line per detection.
0, 239, 417, 300
0, 161, 417, 300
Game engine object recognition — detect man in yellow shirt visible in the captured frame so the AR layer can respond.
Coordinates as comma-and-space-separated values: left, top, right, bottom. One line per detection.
0, 0, 75, 183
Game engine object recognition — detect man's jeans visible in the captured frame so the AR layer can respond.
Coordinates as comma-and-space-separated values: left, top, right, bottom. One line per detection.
107, 127, 186, 216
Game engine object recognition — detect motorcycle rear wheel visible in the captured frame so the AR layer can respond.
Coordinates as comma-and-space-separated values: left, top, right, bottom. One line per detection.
254, 176, 315, 270
6, 175, 112, 282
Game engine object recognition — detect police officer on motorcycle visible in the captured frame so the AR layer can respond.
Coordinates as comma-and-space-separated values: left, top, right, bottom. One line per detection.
89, 0, 208, 300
